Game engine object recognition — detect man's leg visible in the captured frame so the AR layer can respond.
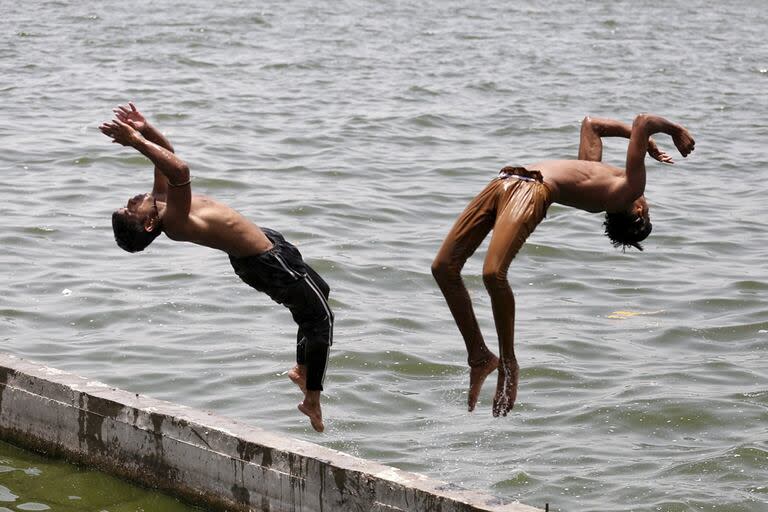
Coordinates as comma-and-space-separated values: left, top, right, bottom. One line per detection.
290, 329, 308, 393
301, 266, 333, 392
283, 267, 333, 432
289, 266, 331, 395
431, 181, 500, 411
482, 182, 550, 417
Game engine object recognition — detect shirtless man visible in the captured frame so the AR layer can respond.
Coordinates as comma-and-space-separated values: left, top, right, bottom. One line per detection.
431, 114, 695, 417
99, 103, 333, 432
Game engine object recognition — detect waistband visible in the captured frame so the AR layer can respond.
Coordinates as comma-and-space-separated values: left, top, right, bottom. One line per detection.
229, 227, 285, 262
498, 166, 543, 183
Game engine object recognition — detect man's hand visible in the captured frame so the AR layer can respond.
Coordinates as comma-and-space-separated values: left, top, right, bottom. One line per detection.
648, 138, 674, 164
672, 127, 695, 158
113, 102, 147, 132
99, 119, 143, 147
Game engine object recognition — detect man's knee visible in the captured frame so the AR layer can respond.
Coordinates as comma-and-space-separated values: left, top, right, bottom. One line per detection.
482, 265, 508, 291
430, 257, 446, 280
431, 256, 460, 283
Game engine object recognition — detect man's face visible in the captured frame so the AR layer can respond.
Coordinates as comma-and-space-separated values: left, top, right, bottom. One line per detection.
116, 193, 155, 226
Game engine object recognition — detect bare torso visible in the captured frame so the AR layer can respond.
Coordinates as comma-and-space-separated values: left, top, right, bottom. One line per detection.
159, 194, 273, 258
528, 159, 632, 213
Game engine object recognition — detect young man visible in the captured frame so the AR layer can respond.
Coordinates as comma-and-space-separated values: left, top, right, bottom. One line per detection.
99, 103, 333, 432
431, 114, 695, 417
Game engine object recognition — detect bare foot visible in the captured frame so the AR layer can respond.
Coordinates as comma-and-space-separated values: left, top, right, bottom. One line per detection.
673, 127, 695, 158
492, 358, 519, 417
468, 354, 499, 412
288, 365, 307, 393
298, 390, 324, 432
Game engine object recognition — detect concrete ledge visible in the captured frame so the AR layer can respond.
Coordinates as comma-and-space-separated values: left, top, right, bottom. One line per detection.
0, 353, 542, 512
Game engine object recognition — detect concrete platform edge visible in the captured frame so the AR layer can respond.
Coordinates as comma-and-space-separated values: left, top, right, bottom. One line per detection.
0, 353, 543, 512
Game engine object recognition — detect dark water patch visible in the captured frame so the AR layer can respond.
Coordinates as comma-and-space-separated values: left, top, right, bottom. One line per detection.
455, 33, 492, 41
0, 441, 200, 511
490, 470, 541, 489
466, 80, 515, 94
260, 61, 324, 71
406, 113, 450, 128
173, 55, 218, 68
730, 279, 768, 293
523, 366, 583, 388
692, 322, 768, 343
658, 444, 768, 481
593, 399, 732, 433
406, 85, 442, 97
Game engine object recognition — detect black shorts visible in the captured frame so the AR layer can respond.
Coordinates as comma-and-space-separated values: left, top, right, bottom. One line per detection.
229, 228, 334, 391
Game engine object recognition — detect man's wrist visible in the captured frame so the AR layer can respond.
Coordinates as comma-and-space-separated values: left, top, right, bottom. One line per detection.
129, 131, 146, 148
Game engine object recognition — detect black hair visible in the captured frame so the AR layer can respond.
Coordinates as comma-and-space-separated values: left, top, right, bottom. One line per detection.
111, 210, 161, 253
603, 211, 652, 251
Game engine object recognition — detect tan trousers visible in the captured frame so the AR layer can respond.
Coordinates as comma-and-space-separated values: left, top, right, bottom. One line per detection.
432, 168, 553, 365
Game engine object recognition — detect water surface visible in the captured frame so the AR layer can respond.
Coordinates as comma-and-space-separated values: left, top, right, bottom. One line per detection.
1, 1, 767, 511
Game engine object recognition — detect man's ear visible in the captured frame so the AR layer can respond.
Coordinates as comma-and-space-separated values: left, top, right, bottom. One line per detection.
144, 216, 158, 233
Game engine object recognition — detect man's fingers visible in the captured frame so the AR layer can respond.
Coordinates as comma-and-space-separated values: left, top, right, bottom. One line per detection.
129, 102, 137, 112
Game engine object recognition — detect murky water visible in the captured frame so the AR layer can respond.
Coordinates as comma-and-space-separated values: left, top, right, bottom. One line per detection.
0, 441, 199, 511
1, 1, 767, 511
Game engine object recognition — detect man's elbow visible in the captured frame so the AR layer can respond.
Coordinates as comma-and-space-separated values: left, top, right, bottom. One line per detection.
581, 115, 601, 135
631, 113, 654, 132
174, 162, 190, 181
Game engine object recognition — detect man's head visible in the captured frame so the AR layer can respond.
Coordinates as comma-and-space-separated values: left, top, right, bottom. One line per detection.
112, 193, 162, 253
603, 197, 652, 251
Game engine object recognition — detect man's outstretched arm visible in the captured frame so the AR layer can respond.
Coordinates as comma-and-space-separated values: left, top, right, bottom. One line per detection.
99, 119, 191, 223
578, 116, 673, 164
113, 103, 175, 200
623, 114, 695, 203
